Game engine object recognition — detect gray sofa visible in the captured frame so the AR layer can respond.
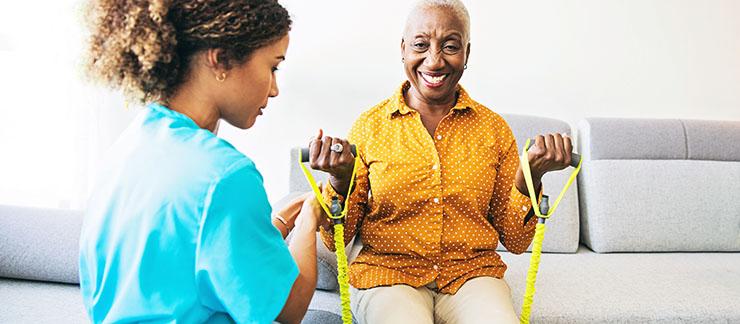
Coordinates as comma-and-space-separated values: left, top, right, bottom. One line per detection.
2, 115, 739, 323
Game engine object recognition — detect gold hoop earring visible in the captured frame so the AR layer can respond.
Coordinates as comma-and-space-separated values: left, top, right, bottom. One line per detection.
216, 72, 227, 82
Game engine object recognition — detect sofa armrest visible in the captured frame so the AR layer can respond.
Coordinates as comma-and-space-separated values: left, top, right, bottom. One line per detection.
0, 205, 82, 284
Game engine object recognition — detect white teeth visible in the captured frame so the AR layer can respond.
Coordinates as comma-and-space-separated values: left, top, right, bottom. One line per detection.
422, 73, 447, 84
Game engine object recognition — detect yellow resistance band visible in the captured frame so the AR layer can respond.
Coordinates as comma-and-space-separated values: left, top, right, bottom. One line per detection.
519, 139, 582, 324
298, 150, 358, 324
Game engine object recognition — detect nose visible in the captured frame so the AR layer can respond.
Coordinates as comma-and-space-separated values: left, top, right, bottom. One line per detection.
269, 75, 279, 98
423, 49, 444, 70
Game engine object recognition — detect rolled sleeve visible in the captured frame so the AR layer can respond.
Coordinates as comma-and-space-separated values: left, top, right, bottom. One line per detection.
509, 182, 541, 232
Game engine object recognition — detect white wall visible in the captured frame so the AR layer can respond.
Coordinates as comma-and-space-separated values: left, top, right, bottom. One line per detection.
1, 0, 738, 208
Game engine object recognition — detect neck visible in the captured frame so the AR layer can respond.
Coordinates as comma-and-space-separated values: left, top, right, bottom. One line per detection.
405, 85, 457, 116
167, 81, 221, 133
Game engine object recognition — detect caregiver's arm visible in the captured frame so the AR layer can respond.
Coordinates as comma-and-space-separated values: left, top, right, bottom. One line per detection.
275, 196, 324, 324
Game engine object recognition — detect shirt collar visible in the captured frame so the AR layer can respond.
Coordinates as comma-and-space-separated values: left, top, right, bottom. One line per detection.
385, 81, 479, 118
146, 102, 200, 129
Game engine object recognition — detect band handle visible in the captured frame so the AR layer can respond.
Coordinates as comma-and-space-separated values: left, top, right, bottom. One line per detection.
521, 139, 582, 219
300, 145, 357, 163
526, 138, 582, 168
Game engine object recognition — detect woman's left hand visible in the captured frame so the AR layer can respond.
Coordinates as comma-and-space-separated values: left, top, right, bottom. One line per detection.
515, 133, 573, 195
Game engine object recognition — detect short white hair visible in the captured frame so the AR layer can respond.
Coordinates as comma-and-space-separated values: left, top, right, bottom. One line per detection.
404, 0, 471, 42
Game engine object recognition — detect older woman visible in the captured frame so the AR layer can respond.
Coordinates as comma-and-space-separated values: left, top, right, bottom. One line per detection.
308, 0, 573, 323
78, 1, 324, 323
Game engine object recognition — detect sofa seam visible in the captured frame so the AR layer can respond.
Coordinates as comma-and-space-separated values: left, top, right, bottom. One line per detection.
679, 119, 689, 160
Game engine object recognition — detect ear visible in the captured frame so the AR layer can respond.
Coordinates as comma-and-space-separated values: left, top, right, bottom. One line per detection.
205, 48, 229, 76
400, 37, 406, 59
465, 42, 471, 65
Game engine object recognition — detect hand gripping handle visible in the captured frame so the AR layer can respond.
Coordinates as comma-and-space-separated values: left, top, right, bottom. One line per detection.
300, 145, 357, 163
526, 138, 581, 168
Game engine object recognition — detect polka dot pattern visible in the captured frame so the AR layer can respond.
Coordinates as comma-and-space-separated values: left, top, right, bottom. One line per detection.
320, 81, 538, 294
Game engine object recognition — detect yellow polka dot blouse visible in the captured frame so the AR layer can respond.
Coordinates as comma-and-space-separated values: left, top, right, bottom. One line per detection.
320, 81, 539, 294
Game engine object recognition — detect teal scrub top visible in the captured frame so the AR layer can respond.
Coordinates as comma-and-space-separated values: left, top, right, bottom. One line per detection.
79, 103, 298, 324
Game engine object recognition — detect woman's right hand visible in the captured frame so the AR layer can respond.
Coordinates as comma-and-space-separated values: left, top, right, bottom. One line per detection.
308, 129, 355, 195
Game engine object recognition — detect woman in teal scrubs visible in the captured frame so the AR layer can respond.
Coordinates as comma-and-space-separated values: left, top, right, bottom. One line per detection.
78, 1, 322, 323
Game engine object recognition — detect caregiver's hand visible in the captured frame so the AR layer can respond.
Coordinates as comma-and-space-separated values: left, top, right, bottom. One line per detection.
308, 129, 355, 196
515, 133, 573, 196
293, 189, 329, 232
275, 191, 316, 232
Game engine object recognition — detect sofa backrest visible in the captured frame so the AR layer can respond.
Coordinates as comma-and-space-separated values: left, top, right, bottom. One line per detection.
577, 117, 740, 252
0, 205, 82, 284
287, 113, 581, 253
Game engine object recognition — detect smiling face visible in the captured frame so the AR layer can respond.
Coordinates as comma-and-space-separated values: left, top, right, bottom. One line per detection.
402, 6, 470, 106
218, 33, 290, 129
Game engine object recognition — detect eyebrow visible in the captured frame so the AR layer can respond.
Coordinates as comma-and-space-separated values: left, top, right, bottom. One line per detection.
413, 31, 463, 39
276, 56, 286, 61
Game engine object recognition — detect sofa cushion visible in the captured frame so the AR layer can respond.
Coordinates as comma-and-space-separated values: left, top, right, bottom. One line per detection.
0, 278, 87, 323
303, 289, 345, 324
0, 205, 82, 284
578, 117, 687, 160
683, 119, 740, 161
579, 160, 740, 252
578, 118, 740, 252
499, 245, 740, 323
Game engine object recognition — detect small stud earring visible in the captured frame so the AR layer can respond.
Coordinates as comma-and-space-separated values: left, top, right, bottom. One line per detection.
216, 72, 227, 82
401, 58, 405, 63
464, 64, 467, 70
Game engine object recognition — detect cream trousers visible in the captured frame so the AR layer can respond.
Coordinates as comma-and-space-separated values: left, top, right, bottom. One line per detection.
350, 276, 520, 324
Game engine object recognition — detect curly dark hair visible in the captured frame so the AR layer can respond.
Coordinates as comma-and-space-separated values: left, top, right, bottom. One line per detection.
84, 0, 292, 104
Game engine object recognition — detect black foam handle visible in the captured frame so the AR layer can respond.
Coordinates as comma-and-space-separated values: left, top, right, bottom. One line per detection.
527, 138, 582, 168
300, 144, 357, 163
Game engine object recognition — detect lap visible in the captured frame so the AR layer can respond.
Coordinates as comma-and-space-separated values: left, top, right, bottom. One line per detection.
350, 284, 434, 324
350, 276, 519, 324
434, 276, 519, 324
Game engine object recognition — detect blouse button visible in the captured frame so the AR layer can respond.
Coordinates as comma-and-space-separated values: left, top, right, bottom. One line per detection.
432, 164, 438, 170
433, 198, 440, 204
436, 135, 442, 140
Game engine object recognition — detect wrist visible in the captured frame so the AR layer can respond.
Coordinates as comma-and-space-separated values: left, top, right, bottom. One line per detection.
293, 213, 318, 232
515, 167, 541, 196
328, 175, 351, 196
273, 214, 292, 230
272, 215, 289, 238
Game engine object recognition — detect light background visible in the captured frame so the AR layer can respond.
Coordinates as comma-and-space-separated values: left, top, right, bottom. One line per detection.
1, 0, 738, 209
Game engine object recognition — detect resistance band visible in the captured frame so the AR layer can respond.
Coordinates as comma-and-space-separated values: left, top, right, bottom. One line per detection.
519, 138, 582, 324
298, 148, 358, 324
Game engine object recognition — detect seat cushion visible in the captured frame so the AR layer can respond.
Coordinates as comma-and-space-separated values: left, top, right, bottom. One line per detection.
0, 278, 87, 323
500, 245, 740, 323
303, 289, 344, 324
304, 246, 740, 324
